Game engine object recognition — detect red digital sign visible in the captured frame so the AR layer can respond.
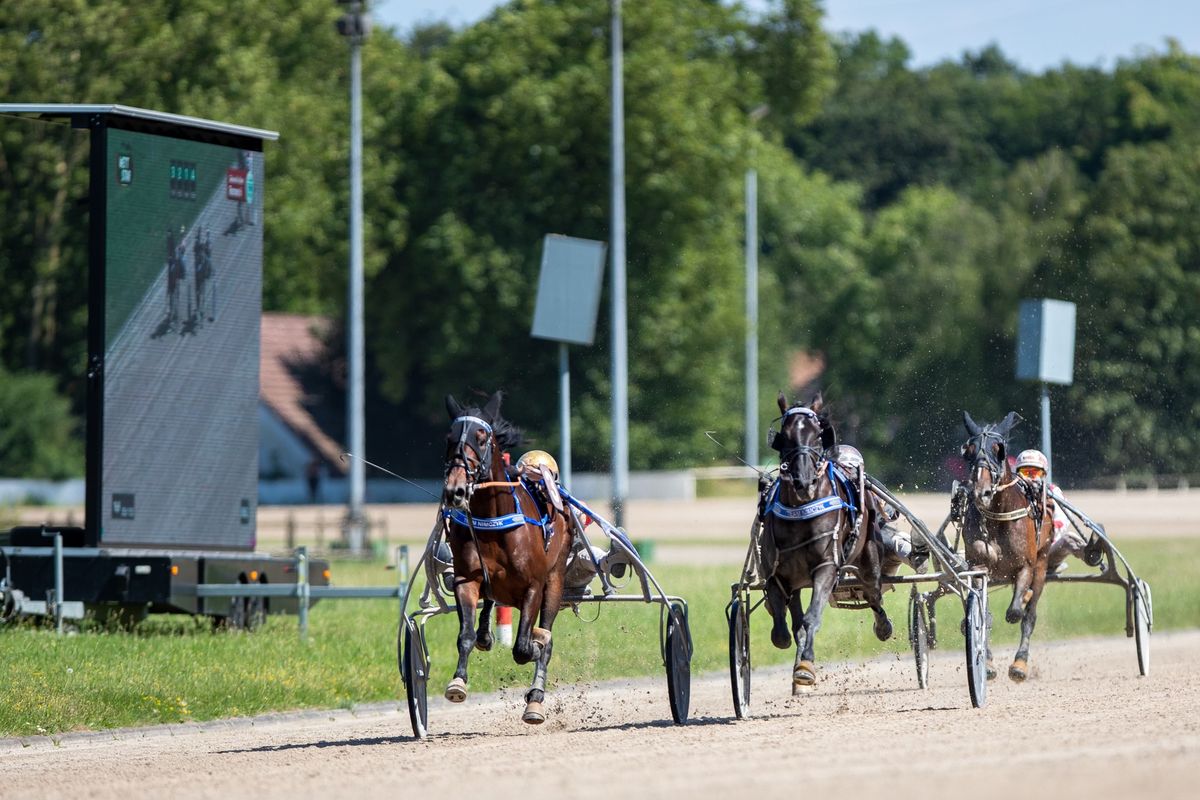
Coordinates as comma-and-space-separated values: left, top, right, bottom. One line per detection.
226, 167, 247, 201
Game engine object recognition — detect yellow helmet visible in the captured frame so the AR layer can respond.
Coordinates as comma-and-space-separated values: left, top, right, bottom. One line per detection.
516, 450, 559, 479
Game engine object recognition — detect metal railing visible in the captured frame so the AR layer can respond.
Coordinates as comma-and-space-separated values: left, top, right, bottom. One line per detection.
189, 545, 409, 639
0, 540, 409, 640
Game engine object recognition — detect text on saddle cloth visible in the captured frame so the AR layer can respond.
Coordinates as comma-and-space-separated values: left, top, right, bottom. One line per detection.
763, 462, 860, 529
443, 475, 558, 550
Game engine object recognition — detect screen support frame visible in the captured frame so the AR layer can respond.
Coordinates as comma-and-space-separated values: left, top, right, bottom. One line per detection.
84, 112, 107, 547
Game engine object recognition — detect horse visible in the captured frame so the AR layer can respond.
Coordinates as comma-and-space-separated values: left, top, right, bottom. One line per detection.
761, 392, 892, 687
960, 411, 1054, 682
440, 391, 574, 724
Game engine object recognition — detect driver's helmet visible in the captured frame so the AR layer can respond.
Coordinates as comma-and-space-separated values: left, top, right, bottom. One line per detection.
1015, 449, 1048, 480
516, 450, 559, 481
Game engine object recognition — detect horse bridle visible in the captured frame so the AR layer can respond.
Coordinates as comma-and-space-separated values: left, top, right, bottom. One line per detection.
774, 407, 823, 494
963, 428, 1027, 523
444, 414, 496, 494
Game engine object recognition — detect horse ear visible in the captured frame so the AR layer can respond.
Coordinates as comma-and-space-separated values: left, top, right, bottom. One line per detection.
963, 411, 982, 436
445, 394, 464, 419
482, 390, 503, 423
809, 392, 824, 415
777, 391, 789, 415
819, 417, 836, 450
999, 411, 1023, 437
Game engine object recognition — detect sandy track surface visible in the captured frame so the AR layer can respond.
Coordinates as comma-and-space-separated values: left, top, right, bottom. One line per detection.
3, 630, 1195, 800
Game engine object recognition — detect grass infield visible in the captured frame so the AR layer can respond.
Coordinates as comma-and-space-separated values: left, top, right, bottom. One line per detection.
0, 538, 1196, 738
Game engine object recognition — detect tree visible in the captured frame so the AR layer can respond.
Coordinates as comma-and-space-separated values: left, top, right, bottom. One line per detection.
0, 366, 83, 479
364, 0, 837, 470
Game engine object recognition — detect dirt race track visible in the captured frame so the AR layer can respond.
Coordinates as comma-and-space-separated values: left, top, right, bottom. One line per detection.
3, 630, 1196, 800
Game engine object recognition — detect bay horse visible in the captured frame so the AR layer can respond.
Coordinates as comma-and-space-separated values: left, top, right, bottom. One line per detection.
762, 392, 892, 687
441, 391, 574, 724
960, 411, 1054, 682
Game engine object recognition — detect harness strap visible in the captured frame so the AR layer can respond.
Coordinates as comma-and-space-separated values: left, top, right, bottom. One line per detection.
975, 503, 1031, 522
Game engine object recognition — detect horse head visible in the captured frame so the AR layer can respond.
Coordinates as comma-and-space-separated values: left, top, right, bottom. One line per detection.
442, 391, 505, 509
772, 391, 828, 498
961, 410, 1021, 506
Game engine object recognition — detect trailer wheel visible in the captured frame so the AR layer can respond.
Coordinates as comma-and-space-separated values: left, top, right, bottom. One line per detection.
227, 596, 247, 630
246, 576, 268, 631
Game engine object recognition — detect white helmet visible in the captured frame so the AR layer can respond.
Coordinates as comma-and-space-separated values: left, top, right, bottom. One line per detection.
516, 450, 559, 480
1015, 449, 1048, 474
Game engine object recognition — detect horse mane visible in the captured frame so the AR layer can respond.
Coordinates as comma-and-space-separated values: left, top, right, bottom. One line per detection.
460, 402, 523, 452
491, 415, 523, 452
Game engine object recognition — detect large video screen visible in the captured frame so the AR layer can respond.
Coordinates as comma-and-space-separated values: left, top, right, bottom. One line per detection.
101, 128, 261, 548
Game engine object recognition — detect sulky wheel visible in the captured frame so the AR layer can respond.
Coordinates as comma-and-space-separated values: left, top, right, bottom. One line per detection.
665, 603, 692, 724
964, 589, 988, 709
728, 596, 752, 719
400, 622, 429, 738
908, 588, 930, 690
1133, 579, 1152, 677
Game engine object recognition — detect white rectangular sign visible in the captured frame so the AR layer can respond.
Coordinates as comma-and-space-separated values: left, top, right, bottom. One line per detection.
531, 234, 606, 346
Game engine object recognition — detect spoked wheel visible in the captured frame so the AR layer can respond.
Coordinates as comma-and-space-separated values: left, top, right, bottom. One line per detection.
665, 603, 691, 724
1133, 579, 1152, 677
963, 589, 988, 708
728, 595, 751, 718
400, 622, 429, 738
908, 588, 930, 690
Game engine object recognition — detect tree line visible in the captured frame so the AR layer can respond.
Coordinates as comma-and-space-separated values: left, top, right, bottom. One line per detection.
0, 0, 1196, 487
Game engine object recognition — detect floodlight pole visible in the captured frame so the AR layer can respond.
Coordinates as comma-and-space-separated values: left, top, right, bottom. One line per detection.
559, 342, 572, 488
610, 0, 629, 527
744, 168, 758, 469
338, 1, 369, 554
1040, 383, 1052, 483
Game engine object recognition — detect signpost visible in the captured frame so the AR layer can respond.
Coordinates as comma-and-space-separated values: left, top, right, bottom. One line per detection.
1015, 298, 1076, 482
531, 235, 607, 488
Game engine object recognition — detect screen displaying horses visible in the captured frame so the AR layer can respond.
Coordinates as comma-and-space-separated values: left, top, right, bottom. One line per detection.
100, 128, 262, 548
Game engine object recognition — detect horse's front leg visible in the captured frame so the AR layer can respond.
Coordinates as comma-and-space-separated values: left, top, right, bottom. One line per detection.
523, 574, 564, 725
794, 562, 836, 686
1010, 556, 1049, 682
1007, 563, 1033, 624
475, 597, 495, 651
860, 541, 893, 642
512, 584, 549, 666
445, 579, 480, 702
765, 579, 793, 650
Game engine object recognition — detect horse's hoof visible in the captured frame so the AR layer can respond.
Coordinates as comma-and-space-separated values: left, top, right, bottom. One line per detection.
474, 635, 493, 652
445, 677, 468, 703
874, 618, 893, 642
1009, 659, 1028, 683
1005, 607, 1023, 624
986, 660, 998, 680
522, 700, 545, 724
793, 661, 817, 686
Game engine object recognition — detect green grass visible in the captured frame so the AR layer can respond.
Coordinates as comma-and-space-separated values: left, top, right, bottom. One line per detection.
1, 539, 1196, 737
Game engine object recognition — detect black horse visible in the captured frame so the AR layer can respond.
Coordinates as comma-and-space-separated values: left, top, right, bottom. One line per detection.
762, 392, 892, 687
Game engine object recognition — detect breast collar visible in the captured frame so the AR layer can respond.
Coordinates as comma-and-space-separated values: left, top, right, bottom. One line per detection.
765, 462, 856, 523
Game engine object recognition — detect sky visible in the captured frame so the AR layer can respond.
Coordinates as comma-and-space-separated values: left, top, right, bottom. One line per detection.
370, 0, 1200, 73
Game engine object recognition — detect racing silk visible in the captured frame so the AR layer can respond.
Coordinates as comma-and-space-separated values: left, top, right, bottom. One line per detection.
765, 462, 858, 527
